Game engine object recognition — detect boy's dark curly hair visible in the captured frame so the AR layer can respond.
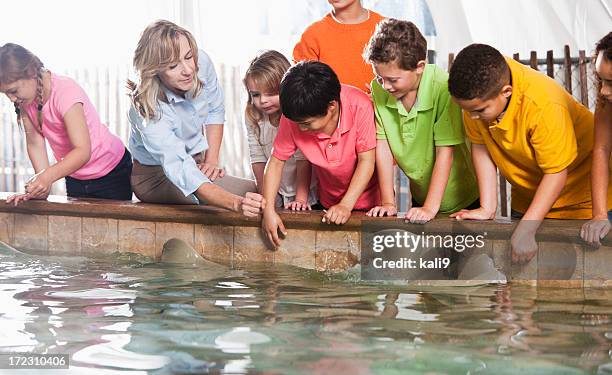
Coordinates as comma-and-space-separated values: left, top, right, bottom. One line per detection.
595, 31, 612, 61
363, 18, 427, 70
448, 43, 510, 100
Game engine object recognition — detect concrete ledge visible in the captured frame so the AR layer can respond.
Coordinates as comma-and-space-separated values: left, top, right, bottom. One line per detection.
0, 193, 610, 288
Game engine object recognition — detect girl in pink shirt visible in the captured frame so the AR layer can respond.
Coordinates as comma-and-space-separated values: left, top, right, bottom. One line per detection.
0, 43, 132, 205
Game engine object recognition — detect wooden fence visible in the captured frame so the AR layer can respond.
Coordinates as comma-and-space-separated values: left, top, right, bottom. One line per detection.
0, 63, 252, 195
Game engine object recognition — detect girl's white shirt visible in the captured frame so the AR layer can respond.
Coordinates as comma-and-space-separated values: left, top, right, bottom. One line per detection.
246, 114, 317, 206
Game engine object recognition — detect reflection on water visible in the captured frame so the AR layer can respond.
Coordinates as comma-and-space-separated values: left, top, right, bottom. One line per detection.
0, 253, 610, 374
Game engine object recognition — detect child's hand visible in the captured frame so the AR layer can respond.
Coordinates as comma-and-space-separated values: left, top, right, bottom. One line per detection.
240, 192, 266, 217
285, 199, 311, 211
450, 207, 495, 221
198, 162, 225, 181
24, 171, 53, 200
322, 204, 351, 225
262, 210, 286, 249
511, 222, 539, 264
366, 204, 397, 217
5, 192, 33, 206
404, 206, 437, 224
580, 218, 611, 248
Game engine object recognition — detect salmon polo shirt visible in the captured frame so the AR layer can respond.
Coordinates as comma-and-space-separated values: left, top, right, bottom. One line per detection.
272, 84, 381, 210
463, 57, 608, 219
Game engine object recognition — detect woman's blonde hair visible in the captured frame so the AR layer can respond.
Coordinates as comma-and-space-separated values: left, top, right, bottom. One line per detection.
127, 20, 203, 121
0, 43, 45, 130
243, 50, 290, 134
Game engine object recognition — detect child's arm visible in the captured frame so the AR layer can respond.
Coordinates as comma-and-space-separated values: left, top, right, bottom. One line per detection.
25, 104, 91, 200
405, 145, 453, 223
262, 156, 287, 248
367, 139, 397, 217
324, 148, 376, 225
251, 163, 266, 194
287, 159, 312, 211
245, 120, 268, 194
511, 169, 567, 264
23, 117, 50, 174
581, 103, 612, 246
6, 113, 51, 205
450, 144, 497, 220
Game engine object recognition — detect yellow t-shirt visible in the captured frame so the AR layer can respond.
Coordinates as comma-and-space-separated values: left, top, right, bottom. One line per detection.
463, 57, 609, 219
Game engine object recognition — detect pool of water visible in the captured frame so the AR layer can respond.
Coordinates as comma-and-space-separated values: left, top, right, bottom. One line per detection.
0, 250, 610, 374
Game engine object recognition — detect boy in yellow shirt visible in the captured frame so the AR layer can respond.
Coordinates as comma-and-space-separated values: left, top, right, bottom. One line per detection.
447, 43, 609, 264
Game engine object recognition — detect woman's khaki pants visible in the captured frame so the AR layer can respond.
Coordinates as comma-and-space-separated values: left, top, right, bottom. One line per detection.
131, 160, 257, 205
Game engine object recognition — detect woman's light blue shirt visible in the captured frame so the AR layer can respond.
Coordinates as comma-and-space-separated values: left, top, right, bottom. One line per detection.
128, 49, 225, 198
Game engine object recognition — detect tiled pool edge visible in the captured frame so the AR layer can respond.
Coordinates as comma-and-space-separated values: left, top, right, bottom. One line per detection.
0, 194, 610, 288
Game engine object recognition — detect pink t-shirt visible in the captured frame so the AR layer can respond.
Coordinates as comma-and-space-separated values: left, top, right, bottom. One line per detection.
23, 73, 125, 180
272, 84, 380, 210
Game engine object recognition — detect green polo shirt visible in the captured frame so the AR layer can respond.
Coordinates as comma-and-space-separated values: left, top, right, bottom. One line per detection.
372, 64, 478, 213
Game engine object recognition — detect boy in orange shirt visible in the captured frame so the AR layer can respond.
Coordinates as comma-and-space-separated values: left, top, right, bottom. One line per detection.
447, 44, 607, 264
293, 0, 384, 92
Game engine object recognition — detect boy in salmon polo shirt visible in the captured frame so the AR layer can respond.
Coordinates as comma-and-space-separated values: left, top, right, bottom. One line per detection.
447, 44, 607, 264
262, 61, 380, 248
293, 0, 385, 92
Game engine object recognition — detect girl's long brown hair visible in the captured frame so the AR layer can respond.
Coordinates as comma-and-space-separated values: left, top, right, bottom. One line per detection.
0, 43, 45, 130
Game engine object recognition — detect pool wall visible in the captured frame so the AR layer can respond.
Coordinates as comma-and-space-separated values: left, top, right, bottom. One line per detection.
0, 193, 610, 288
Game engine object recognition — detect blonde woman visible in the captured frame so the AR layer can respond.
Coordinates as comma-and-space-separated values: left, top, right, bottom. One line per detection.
127, 20, 264, 217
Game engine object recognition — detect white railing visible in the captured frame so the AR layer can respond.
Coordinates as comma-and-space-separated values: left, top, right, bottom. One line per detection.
0, 63, 253, 194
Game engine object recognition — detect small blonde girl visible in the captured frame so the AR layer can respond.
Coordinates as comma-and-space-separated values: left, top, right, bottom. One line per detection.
243, 50, 317, 209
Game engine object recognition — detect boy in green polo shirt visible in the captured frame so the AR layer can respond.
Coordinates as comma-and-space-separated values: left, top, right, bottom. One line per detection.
364, 19, 479, 223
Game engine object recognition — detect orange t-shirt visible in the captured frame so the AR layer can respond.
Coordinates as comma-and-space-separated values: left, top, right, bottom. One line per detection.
293, 10, 385, 93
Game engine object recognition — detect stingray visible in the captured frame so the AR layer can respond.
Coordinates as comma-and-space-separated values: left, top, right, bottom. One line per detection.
158, 238, 242, 281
